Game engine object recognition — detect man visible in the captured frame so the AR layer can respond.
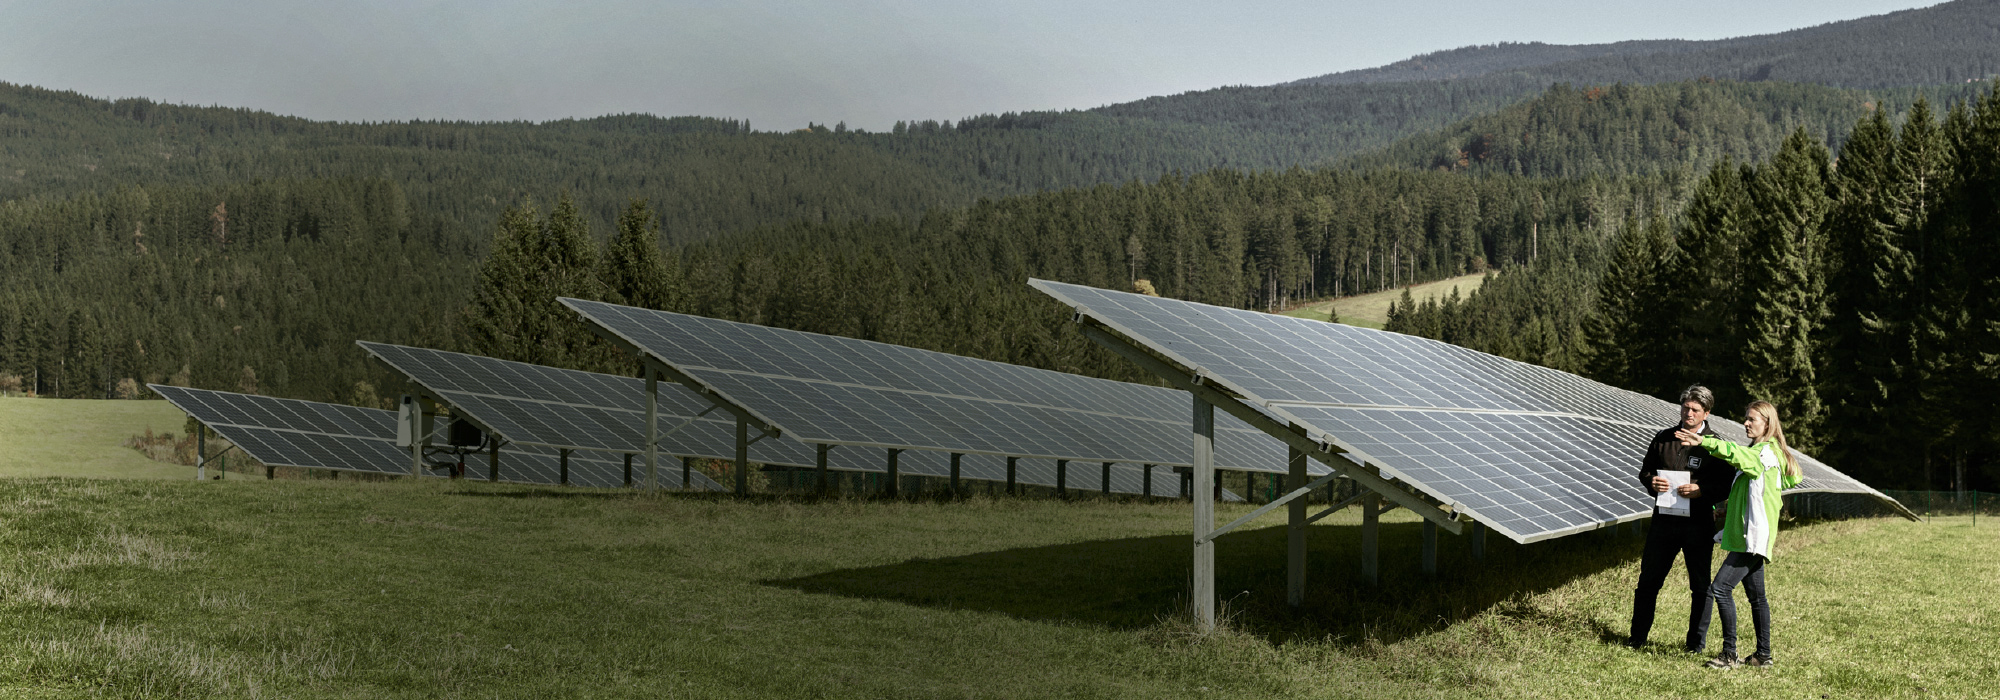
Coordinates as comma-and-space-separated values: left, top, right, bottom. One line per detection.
1627, 384, 1730, 652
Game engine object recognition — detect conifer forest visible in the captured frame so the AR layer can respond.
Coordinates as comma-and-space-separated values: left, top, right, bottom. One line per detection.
4, 0, 2000, 493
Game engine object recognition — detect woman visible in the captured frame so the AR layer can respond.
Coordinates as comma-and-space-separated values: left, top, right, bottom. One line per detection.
1675, 400, 1802, 669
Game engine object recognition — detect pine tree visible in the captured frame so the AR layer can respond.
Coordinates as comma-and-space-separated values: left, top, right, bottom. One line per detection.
1656, 158, 1755, 409
1740, 128, 1834, 450
1820, 106, 1898, 470
460, 200, 541, 363
1581, 216, 1670, 391
600, 199, 681, 312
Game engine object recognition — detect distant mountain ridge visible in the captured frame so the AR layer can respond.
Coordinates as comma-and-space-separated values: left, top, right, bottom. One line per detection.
1285, 0, 1997, 89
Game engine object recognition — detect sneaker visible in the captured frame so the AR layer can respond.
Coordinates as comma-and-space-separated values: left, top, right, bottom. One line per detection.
1740, 654, 1773, 668
1704, 654, 1739, 670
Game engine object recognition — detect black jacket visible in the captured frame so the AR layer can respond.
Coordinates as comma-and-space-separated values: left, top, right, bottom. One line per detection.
1638, 421, 1729, 519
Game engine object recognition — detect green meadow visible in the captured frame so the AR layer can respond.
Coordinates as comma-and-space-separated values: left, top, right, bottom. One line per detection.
1, 399, 1993, 699
1283, 272, 1489, 330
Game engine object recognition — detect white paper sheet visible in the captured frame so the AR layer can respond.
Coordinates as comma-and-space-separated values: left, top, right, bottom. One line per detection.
1656, 469, 1691, 517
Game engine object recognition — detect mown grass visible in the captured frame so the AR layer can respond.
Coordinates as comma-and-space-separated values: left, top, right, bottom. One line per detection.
1284, 272, 1489, 329
0, 398, 190, 480
0, 474, 1992, 699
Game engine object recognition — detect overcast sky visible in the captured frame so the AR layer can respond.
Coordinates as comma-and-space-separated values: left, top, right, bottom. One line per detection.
0, 0, 1945, 132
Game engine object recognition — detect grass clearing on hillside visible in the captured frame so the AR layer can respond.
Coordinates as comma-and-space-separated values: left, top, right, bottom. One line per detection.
1285, 272, 1489, 329
0, 477, 1991, 699
0, 398, 190, 480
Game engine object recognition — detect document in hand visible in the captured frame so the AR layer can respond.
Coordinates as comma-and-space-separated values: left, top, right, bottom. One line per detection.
1656, 469, 1691, 517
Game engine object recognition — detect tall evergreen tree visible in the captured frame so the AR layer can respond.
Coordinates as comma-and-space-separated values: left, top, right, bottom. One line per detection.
1740, 128, 1834, 450
1656, 158, 1755, 409
1582, 216, 1670, 391
600, 198, 681, 312
1821, 107, 1899, 470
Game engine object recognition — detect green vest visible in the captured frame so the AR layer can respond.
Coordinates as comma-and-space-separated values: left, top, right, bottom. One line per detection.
1698, 436, 1803, 559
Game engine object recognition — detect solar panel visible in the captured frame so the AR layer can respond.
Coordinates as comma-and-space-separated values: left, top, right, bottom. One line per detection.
149, 384, 725, 490
559, 298, 1297, 474
1029, 279, 1913, 542
360, 342, 1204, 498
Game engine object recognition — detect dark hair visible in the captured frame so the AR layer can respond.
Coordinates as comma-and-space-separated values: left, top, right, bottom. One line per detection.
1678, 385, 1715, 412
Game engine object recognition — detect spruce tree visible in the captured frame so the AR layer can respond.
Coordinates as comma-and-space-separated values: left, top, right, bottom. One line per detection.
1656, 158, 1754, 409
600, 199, 681, 312
1740, 128, 1834, 450
1821, 107, 1898, 470
1581, 216, 1669, 392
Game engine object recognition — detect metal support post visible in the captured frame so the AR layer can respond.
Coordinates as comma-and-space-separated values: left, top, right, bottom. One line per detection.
682, 456, 694, 491
1361, 493, 1380, 585
1006, 456, 1017, 495
267, 462, 275, 480
1470, 521, 1486, 562
559, 449, 571, 486
1143, 464, 1153, 498
1056, 459, 1068, 498
1101, 462, 1112, 496
816, 444, 832, 495
644, 370, 660, 490
1422, 520, 1438, 575
196, 429, 206, 480
1214, 469, 1224, 501
490, 442, 500, 482
623, 453, 634, 488
1287, 446, 1308, 607
1247, 472, 1257, 503
886, 448, 902, 497
1192, 396, 1217, 631
734, 416, 749, 496
950, 453, 962, 494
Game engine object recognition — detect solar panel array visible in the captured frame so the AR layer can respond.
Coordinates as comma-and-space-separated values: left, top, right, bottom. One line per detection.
560, 298, 1297, 474
357, 342, 1204, 498
150, 384, 724, 490
1029, 279, 1912, 542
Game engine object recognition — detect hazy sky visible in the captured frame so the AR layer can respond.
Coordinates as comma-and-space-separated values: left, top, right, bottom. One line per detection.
0, 0, 1945, 131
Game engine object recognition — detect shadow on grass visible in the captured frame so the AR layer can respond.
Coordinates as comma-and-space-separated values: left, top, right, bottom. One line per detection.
768, 520, 1642, 645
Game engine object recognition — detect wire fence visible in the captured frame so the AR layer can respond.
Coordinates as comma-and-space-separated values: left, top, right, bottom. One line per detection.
1784, 490, 1994, 523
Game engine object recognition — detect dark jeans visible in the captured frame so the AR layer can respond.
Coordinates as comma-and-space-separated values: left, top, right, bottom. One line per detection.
1629, 515, 1716, 649
1709, 551, 1771, 659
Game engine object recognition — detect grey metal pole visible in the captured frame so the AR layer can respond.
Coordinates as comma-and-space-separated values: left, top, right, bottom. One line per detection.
1006, 456, 1017, 495
1361, 492, 1380, 585
559, 449, 570, 486
196, 429, 206, 480
489, 441, 500, 482
623, 453, 633, 488
885, 448, 901, 497
950, 453, 962, 494
1056, 460, 1068, 498
645, 370, 659, 490
1143, 464, 1153, 498
1101, 462, 1112, 496
1287, 446, 1307, 607
682, 456, 693, 491
734, 417, 749, 496
816, 444, 831, 495
1192, 395, 1216, 631
1422, 520, 1438, 575
1470, 521, 1486, 562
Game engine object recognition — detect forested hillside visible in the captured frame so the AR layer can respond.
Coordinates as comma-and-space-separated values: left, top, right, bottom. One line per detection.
1357, 79, 1986, 177
1292, 0, 2000, 89
1385, 86, 2000, 491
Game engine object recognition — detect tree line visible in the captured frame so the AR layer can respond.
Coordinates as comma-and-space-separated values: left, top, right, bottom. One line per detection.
1388, 83, 2000, 492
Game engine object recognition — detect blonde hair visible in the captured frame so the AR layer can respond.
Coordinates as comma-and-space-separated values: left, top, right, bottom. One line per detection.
1745, 400, 1802, 480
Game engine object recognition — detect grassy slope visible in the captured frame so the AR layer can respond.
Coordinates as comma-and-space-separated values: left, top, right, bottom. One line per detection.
1283, 272, 1490, 329
0, 474, 1990, 699
0, 397, 190, 480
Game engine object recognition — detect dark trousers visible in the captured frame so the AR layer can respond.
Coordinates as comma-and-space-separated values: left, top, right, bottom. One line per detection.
1709, 551, 1771, 659
1629, 515, 1715, 649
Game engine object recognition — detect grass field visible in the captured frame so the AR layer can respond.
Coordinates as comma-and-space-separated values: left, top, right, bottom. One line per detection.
0, 397, 191, 480
1284, 272, 1489, 329
0, 473, 1992, 699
